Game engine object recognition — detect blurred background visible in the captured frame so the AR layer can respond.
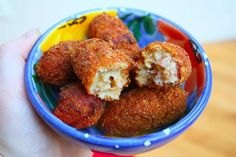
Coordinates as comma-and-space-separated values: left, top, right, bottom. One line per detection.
0, 0, 236, 44
0, 0, 236, 157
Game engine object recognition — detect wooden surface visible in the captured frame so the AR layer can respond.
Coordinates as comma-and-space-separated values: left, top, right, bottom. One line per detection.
137, 41, 236, 157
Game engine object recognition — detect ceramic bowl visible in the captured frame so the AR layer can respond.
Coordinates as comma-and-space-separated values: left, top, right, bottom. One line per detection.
25, 7, 212, 155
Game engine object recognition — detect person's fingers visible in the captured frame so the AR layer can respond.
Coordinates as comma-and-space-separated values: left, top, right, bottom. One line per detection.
19, 29, 41, 60
0, 29, 40, 100
0, 28, 40, 60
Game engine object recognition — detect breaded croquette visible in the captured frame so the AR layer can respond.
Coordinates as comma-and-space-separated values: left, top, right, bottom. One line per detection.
98, 86, 187, 137
35, 41, 79, 85
135, 42, 191, 87
53, 82, 104, 129
88, 13, 140, 61
71, 38, 133, 101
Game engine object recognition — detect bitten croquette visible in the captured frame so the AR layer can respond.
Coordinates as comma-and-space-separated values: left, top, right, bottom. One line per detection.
53, 82, 105, 129
98, 86, 187, 137
71, 38, 133, 101
135, 42, 192, 87
35, 41, 79, 85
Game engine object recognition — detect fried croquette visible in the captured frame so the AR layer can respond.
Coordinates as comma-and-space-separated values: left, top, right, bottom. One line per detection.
135, 42, 192, 87
53, 82, 104, 129
98, 86, 187, 137
88, 13, 140, 60
35, 41, 79, 85
71, 38, 133, 101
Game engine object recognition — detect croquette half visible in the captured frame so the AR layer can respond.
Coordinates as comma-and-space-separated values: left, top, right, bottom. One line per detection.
35, 41, 79, 85
135, 42, 192, 87
98, 86, 187, 137
53, 82, 105, 129
71, 38, 133, 101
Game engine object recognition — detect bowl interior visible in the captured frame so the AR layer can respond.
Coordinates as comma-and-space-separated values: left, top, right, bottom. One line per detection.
29, 8, 208, 137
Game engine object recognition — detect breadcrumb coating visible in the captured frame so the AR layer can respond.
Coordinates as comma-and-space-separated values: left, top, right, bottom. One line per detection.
99, 86, 187, 137
53, 82, 104, 129
71, 38, 133, 101
88, 13, 140, 61
35, 41, 79, 85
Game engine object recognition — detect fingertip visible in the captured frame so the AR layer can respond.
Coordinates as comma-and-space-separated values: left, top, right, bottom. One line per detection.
22, 28, 41, 40
19, 28, 41, 60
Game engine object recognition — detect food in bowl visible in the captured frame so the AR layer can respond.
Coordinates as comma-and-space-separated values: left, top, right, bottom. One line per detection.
35, 41, 78, 85
54, 82, 105, 129
70, 38, 133, 101
135, 41, 192, 87
34, 13, 192, 137
98, 86, 187, 137
25, 7, 212, 154
88, 13, 140, 61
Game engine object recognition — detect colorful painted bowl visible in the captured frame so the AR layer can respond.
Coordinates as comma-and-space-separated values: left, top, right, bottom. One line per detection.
25, 7, 212, 155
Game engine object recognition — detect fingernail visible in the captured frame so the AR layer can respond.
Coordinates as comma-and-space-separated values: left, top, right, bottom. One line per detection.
22, 28, 40, 39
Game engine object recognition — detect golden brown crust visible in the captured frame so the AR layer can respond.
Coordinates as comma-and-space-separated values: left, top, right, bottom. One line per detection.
114, 42, 141, 61
35, 41, 79, 85
98, 86, 187, 137
71, 38, 113, 91
70, 38, 133, 99
88, 13, 132, 42
53, 82, 105, 129
88, 13, 141, 61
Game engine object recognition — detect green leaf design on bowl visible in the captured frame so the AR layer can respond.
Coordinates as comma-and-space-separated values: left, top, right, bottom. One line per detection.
131, 20, 142, 41
120, 13, 132, 21
32, 75, 57, 110
143, 15, 155, 35
123, 14, 156, 41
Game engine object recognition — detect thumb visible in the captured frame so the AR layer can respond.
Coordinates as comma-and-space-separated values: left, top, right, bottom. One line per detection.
1, 29, 40, 60
19, 29, 41, 59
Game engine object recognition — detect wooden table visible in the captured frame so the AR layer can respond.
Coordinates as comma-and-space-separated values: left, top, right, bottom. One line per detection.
137, 41, 236, 157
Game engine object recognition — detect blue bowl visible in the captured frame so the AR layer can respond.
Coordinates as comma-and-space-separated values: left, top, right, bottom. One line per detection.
25, 7, 212, 155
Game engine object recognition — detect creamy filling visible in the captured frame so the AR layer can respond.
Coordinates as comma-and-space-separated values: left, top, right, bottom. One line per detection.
137, 50, 178, 86
90, 65, 128, 100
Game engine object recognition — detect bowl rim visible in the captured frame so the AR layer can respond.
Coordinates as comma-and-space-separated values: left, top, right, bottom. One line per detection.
25, 7, 212, 149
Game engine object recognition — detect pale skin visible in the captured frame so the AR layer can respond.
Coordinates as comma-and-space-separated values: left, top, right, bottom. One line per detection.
0, 29, 92, 157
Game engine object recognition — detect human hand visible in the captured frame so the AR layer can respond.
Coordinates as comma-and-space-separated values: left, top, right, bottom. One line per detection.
0, 29, 92, 157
